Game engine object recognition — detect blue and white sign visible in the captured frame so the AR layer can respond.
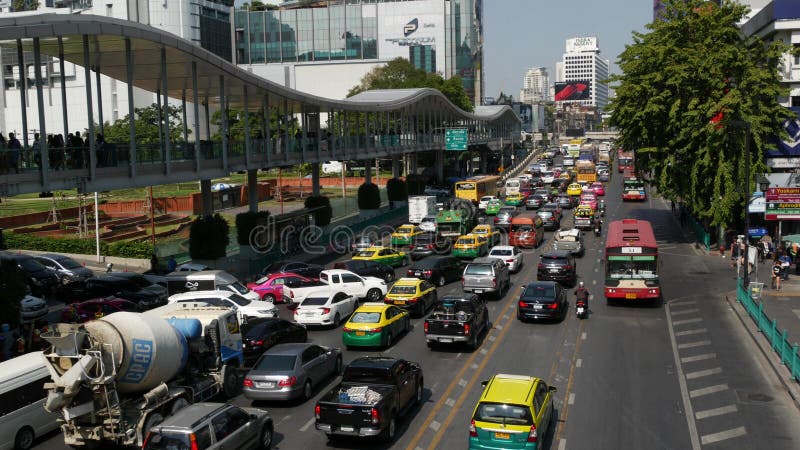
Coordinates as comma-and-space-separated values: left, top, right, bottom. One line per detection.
748, 228, 768, 238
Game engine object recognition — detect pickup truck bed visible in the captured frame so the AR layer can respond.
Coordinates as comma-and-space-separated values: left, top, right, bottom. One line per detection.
424, 295, 489, 349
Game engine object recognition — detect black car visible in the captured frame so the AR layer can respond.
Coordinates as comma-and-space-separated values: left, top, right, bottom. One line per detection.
59, 275, 166, 308
0, 252, 59, 297
261, 260, 324, 279
517, 281, 568, 322
406, 256, 464, 287
332, 259, 396, 282
242, 317, 308, 364
537, 251, 577, 286
409, 233, 452, 260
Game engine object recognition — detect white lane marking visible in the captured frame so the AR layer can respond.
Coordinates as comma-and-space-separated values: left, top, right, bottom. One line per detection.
690, 383, 729, 398
488, 335, 497, 342
793, 309, 800, 320
665, 302, 702, 450
685, 367, 723, 380
695, 404, 738, 420
581, 332, 587, 340
471, 363, 479, 369
480, 348, 488, 355
678, 340, 712, 349
671, 308, 700, 316
681, 353, 716, 363
299, 417, 315, 432
429, 420, 441, 432
576, 358, 583, 368
496, 324, 504, 330
592, 280, 597, 285
458, 378, 468, 387
558, 438, 567, 450
672, 317, 703, 326
700, 427, 747, 445
671, 300, 697, 307
568, 393, 575, 405
445, 398, 456, 407
674, 328, 707, 337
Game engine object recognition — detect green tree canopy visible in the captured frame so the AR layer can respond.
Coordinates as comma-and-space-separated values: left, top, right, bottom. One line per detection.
609, 0, 792, 229
12, 0, 39, 11
348, 57, 473, 112
102, 103, 189, 146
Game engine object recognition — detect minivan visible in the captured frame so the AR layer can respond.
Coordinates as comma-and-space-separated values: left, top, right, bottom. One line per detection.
0, 352, 60, 450
166, 270, 260, 301
509, 216, 544, 248
462, 257, 510, 299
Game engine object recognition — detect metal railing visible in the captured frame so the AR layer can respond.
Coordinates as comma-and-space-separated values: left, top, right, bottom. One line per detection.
680, 205, 711, 251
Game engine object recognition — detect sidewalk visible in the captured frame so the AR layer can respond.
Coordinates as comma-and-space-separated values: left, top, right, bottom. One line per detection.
752, 258, 800, 346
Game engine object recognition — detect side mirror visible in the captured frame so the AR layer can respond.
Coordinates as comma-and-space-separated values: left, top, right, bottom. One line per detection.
549, 386, 558, 393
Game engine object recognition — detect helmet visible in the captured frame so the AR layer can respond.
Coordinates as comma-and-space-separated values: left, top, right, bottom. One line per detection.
579, 281, 584, 288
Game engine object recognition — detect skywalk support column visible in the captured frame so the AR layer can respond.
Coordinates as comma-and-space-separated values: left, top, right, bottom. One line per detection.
219, 75, 228, 169
192, 62, 201, 173
391, 155, 400, 178
161, 47, 171, 175
33, 38, 49, 189
58, 38, 69, 145
125, 38, 136, 177
16, 40, 29, 150
311, 163, 320, 196
365, 158, 373, 185
83, 35, 96, 180
95, 67, 104, 135
243, 85, 251, 167
436, 148, 444, 184
248, 169, 258, 213
200, 179, 213, 217
182, 91, 189, 150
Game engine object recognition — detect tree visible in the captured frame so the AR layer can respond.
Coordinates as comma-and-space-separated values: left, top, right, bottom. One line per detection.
608, 0, 792, 229
348, 57, 473, 112
12, 0, 39, 11
211, 108, 298, 141
102, 103, 188, 146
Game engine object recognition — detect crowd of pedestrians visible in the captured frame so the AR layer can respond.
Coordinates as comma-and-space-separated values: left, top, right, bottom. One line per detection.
0, 130, 113, 172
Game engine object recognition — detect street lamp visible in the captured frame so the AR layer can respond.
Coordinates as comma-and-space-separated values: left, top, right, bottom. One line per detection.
731, 119, 751, 286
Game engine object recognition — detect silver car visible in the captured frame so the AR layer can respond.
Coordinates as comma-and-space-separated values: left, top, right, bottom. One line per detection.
35, 253, 94, 284
243, 343, 343, 401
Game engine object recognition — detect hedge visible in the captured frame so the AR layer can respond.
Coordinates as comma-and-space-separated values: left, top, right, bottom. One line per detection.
235, 211, 271, 246
304, 195, 333, 226
406, 174, 427, 196
357, 183, 381, 210
189, 214, 230, 259
386, 178, 408, 202
4, 232, 153, 258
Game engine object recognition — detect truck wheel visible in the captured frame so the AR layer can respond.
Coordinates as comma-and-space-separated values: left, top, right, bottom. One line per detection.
14, 426, 34, 450
142, 413, 164, 438
259, 425, 273, 449
367, 288, 382, 302
222, 365, 240, 398
381, 417, 397, 442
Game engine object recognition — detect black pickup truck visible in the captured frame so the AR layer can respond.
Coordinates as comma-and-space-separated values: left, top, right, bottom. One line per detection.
315, 357, 424, 442
423, 294, 489, 349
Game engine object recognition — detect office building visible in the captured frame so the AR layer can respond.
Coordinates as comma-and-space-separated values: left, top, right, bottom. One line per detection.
554, 36, 609, 111
519, 67, 549, 104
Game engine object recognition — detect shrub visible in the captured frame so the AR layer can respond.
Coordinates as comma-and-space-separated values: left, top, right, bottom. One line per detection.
106, 240, 153, 259
189, 214, 230, 259
3, 232, 153, 258
235, 211, 271, 246
406, 174, 427, 196
386, 178, 408, 202
304, 195, 333, 226
357, 183, 381, 210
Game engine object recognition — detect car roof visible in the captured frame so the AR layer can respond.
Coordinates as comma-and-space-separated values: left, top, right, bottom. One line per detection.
169, 290, 234, 300
394, 278, 421, 286
481, 374, 540, 404
39, 253, 72, 261
490, 246, 514, 251
356, 303, 393, 312
263, 342, 314, 355
360, 246, 388, 251
348, 356, 400, 371
525, 281, 558, 288
542, 250, 571, 258
153, 402, 230, 430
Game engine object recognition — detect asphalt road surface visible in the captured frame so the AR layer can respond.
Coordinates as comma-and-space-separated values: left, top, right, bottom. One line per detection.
33, 163, 800, 450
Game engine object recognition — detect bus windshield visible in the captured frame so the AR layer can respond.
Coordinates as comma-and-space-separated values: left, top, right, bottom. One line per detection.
607, 257, 658, 280
456, 182, 475, 190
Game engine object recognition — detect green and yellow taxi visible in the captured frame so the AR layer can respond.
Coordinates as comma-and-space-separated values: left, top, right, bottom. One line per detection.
384, 277, 438, 317
469, 374, 557, 450
453, 234, 489, 258
471, 224, 501, 246
485, 199, 502, 216
505, 193, 525, 206
342, 303, 411, 349
352, 246, 409, 267
566, 183, 583, 196
391, 224, 422, 246
559, 171, 572, 182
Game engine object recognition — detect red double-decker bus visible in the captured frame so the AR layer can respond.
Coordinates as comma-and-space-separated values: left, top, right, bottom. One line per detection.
604, 219, 661, 303
622, 170, 647, 201
617, 150, 634, 173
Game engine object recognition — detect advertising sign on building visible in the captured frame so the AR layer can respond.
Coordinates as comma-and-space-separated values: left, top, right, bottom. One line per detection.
765, 187, 800, 220
378, 1, 446, 63
554, 81, 591, 101
565, 37, 598, 53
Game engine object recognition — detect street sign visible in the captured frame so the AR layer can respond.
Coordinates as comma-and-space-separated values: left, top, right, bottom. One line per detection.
748, 227, 768, 238
766, 188, 800, 220
445, 128, 468, 151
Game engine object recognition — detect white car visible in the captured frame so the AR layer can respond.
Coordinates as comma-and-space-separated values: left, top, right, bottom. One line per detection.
479, 195, 499, 210
419, 216, 438, 233
541, 172, 555, 184
167, 290, 278, 319
294, 291, 358, 327
486, 245, 523, 273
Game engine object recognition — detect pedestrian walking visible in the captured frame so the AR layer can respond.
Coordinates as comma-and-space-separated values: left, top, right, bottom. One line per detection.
167, 255, 177, 272
150, 253, 159, 273
779, 253, 791, 281
772, 259, 782, 290
7, 132, 20, 173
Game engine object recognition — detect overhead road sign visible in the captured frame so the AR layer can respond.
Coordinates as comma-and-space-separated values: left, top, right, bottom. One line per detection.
445, 128, 468, 151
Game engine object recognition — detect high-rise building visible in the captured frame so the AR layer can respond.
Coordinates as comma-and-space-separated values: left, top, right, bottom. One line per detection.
519, 67, 549, 104
554, 36, 609, 111
234, 0, 484, 106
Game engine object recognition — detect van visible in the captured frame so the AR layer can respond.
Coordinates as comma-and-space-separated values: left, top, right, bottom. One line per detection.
509, 216, 545, 248
0, 352, 60, 450
166, 270, 260, 301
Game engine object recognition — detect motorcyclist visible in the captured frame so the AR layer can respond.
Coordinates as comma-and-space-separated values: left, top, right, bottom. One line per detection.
575, 281, 590, 310
593, 215, 603, 235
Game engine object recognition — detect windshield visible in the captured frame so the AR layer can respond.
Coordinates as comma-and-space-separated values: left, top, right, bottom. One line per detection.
389, 285, 417, 295
255, 354, 297, 371
522, 284, 556, 301
58, 258, 83, 269
228, 281, 249, 295
490, 249, 512, 256
432, 300, 473, 315
225, 292, 252, 306
511, 224, 533, 232
142, 433, 191, 450
350, 312, 381, 323
457, 182, 475, 190
607, 257, 658, 280
457, 238, 475, 245
464, 264, 492, 276
473, 402, 533, 426
480, 196, 493, 202
302, 297, 329, 306
355, 251, 376, 258
506, 180, 519, 188
18, 258, 46, 272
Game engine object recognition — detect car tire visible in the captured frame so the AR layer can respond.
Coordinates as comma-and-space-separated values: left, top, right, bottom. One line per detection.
14, 426, 34, 450
303, 380, 313, 400
385, 333, 393, 349
415, 379, 424, 405
384, 271, 395, 283
335, 356, 343, 374
333, 313, 341, 327
263, 294, 276, 304
367, 288, 382, 302
437, 275, 446, 287
404, 318, 411, 333
381, 417, 397, 442
401, 256, 409, 266
260, 426, 273, 449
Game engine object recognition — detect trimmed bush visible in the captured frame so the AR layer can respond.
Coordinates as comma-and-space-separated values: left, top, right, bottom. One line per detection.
406, 174, 427, 196
357, 183, 381, 210
189, 214, 230, 260
4, 232, 153, 258
235, 211, 271, 246
304, 195, 333, 226
386, 177, 408, 202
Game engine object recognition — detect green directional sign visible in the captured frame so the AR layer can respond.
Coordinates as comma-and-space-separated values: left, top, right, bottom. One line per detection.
445, 128, 468, 151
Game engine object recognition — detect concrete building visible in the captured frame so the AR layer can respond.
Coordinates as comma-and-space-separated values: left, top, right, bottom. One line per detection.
519, 67, 549, 104
554, 36, 609, 111
233, 0, 484, 106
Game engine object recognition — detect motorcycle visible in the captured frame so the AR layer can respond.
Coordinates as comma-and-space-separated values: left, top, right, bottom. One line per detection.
594, 221, 602, 237
576, 300, 588, 319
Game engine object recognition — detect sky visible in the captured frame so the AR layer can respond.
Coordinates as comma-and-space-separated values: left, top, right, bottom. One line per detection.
482, 0, 654, 99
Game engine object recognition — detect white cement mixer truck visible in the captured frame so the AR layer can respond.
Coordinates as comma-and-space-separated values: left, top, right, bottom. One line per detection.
40, 303, 244, 448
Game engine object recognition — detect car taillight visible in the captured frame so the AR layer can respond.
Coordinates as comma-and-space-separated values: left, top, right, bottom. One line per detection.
538, 263, 545, 269
254, 339, 264, 346
427, 244, 434, 249
506, 259, 515, 263
493, 217, 499, 223
492, 277, 497, 287
470, 419, 477, 437
548, 302, 559, 310
278, 376, 297, 387
408, 297, 418, 303
369, 327, 383, 333
243, 377, 254, 387
423, 270, 432, 276
519, 301, 527, 308
408, 245, 415, 249
563, 265, 572, 270
461, 277, 465, 285
384, 297, 392, 304
528, 424, 538, 442
464, 323, 471, 336
423, 322, 429, 333
321, 307, 331, 315
315, 405, 321, 419
342, 326, 352, 332
371, 407, 380, 424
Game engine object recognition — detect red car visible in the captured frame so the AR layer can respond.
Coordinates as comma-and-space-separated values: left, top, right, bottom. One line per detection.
61, 297, 140, 323
591, 182, 606, 196
246, 272, 317, 303
580, 192, 598, 210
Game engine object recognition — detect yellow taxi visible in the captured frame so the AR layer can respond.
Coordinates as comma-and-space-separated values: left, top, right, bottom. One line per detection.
383, 277, 438, 317
559, 171, 572, 182
342, 303, 410, 349
391, 224, 422, 246
352, 246, 409, 267
471, 224, 501, 246
504, 193, 525, 206
469, 374, 557, 450
452, 234, 489, 259
566, 183, 583, 196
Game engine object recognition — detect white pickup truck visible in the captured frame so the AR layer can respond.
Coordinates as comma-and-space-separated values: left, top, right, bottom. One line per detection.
287, 269, 388, 305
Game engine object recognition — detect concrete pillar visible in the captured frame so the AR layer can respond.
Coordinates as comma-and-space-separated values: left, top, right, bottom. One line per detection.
83, 35, 96, 179
125, 38, 136, 177
410, 153, 418, 175
391, 154, 400, 178
200, 179, 213, 216
480, 149, 488, 174
436, 148, 444, 184
33, 38, 49, 189
219, 75, 228, 168
243, 85, 251, 167
16, 40, 28, 150
161, 47, 171, 175
247, 169, 258, 213
311, 162, 321, 196
365, 159, 373, 185
58, 37, 69, 143
192, 61, 201, 172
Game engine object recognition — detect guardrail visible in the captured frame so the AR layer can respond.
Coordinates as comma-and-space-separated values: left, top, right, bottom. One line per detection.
680, 205, 711, 251
500, 147, 541, 184
736, 282, 800, 381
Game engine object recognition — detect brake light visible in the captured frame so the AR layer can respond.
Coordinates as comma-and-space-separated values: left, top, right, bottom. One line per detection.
427, 244, 434, 249
548, 302, 559, 310
384, 297, 392, 304
423, 270, 432, 276
408, 297, 419, 303
461, 277, 465, 286
321, 307, 330, 315
369, 327, 383, 333
464, 323, 471, 336
538, 263, 545, 269
506, 259, 515, 263
423, 322, 429, 333
243, 378, 254, 387
563, 265, 572, 270
278, 376, 297, 387
519, 301, 527, 308
492, 277, 497, 287
470, 419, 477, 437
371, 407, 380, 424
315, 405, 321, 419
342, 326, 352, 332
255, 339, 264, 346
408, 245, 415, 249
493, 217, 499, 223
528, 424, 538, 442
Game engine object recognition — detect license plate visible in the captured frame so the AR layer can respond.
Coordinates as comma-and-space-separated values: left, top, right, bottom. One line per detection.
355, 331, 366, 336
494, 432, 510, 439
256, 381, 275, 388
340, 426, 354, 432
534, 305, 543, 310
394, 300, 406, 305
439, 337, 453, 343
577, 307, 585, 314
474, 289, 484, 293
550, 268, 559, 273
415, 272, 422, 276
626, 293, 636, 299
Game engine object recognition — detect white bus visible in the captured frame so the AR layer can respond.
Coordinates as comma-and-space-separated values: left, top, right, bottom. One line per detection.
504, 177, 528, 196
0, 352, 59, 450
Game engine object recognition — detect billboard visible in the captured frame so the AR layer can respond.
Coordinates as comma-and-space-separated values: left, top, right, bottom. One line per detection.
554, 81, 591, 101
565, 37, 598, 53
377, 2, 446, 64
